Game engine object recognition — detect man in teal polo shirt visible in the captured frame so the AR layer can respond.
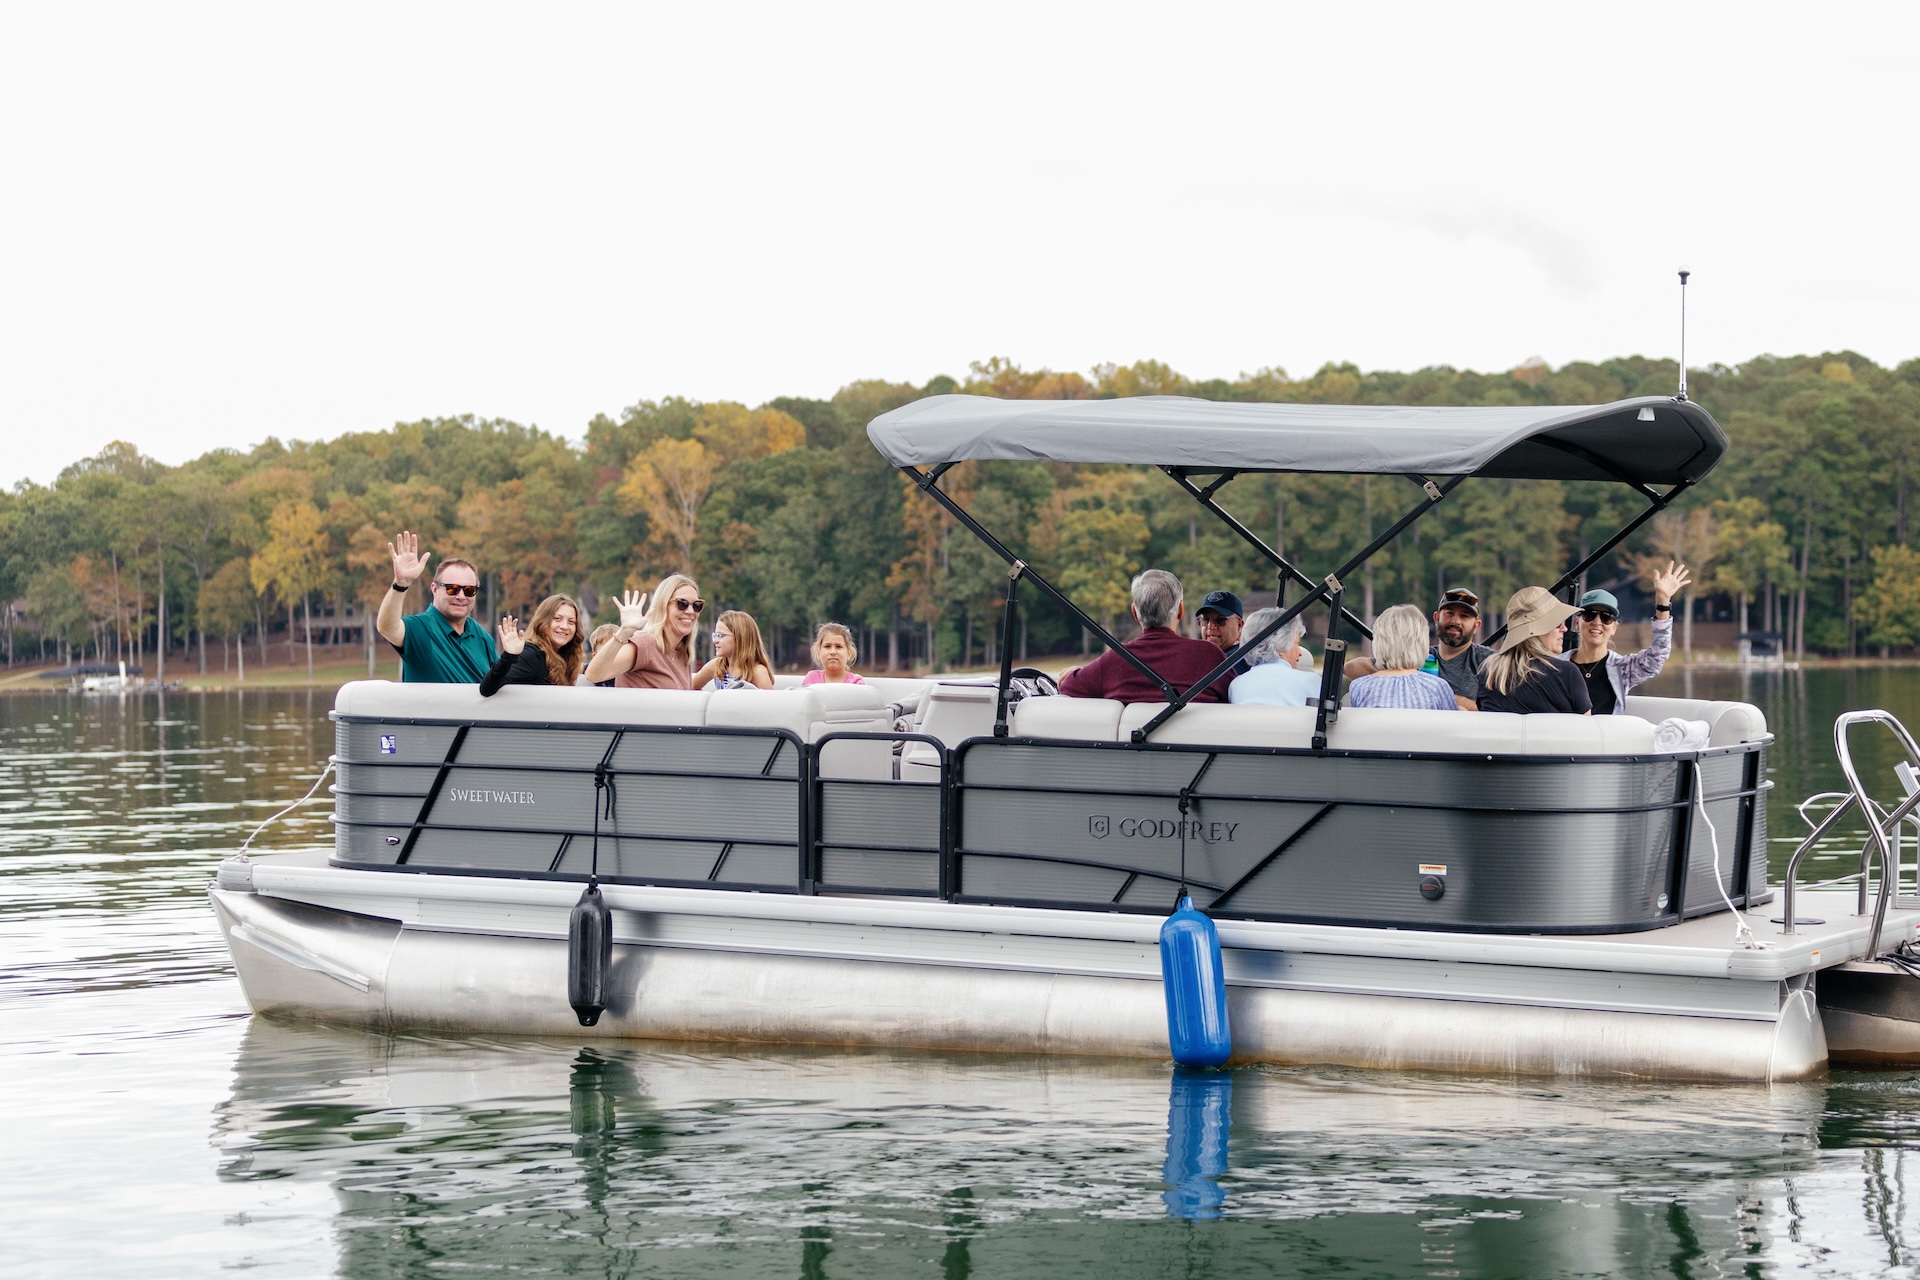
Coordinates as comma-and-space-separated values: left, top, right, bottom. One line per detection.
375, 530, 496, 682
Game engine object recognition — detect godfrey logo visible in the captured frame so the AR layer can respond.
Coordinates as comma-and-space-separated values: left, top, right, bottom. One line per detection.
448, 788, 536, 805
1091, 815, 1238, 842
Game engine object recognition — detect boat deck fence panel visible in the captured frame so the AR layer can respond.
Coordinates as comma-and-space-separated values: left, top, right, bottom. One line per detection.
329, 708, 1771, 937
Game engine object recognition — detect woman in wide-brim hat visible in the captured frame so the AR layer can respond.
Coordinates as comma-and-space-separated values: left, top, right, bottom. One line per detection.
1475, 586, 1591, 715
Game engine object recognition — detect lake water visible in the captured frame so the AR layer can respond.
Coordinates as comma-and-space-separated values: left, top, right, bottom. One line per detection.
4, 672, 1920, 1277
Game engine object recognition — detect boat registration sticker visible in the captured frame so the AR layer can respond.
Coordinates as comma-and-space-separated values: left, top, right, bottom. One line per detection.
379, 734, 398, 754
1418, 864, 1447, 876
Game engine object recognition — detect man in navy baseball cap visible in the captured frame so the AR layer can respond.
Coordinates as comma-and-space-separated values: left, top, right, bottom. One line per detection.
1196, 590, 1249, 675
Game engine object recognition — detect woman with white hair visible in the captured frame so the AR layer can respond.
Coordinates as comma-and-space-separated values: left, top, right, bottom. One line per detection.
1226, 608, 1321, 706
1345, 604, 1457, 710
1476, 586, 1591, 715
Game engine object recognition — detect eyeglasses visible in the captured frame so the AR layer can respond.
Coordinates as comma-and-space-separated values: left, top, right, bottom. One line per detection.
1579, 609, 1617, 623
712, 631, 731, 643
435, 583, 479, 598
672, 598, 705, 613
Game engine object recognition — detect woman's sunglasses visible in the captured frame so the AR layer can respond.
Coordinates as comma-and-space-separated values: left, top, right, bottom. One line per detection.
1579, 608, 1617, 623
672, 598, 705, 613
435, 583, 480, 598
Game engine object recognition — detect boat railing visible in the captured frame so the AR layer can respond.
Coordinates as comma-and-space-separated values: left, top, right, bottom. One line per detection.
1782, 709, 1920, 958
330, 694, 1774, 934
810, 730, 950, 899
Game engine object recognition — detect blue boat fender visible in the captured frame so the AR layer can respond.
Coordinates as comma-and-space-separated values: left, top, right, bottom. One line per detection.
1160, 895, 1232, 1067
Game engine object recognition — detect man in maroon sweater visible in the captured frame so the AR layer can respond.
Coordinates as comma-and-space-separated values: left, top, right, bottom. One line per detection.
1059, 569, 1235, 704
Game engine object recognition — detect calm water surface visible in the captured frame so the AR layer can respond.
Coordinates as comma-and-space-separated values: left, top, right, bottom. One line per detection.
4, 673, 1920, 1277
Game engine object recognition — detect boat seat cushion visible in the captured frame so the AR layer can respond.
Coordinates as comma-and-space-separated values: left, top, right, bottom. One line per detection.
1625, 696, 1768, 747
1011, 693, 1656, 755
705, 685, 892, 742
333, 679, 715, 726
1011, 696, 1125, 741
1329, 707, 1656, 755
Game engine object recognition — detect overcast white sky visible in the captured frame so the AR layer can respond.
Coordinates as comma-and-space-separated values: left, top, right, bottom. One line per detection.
1, 3, 1913, 487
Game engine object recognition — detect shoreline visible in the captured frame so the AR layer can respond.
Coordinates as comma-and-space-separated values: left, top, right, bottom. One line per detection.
6, 651, 1920, 695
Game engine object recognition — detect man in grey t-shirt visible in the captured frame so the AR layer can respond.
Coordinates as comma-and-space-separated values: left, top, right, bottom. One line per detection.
1429, 587, 1493, 709
1344, 585, 1491, 710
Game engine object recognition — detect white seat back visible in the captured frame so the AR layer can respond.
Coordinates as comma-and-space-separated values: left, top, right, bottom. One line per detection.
334, 680, 714, 726
1011, 697, 1124, 741
918, 682, 1001, 746
1624, 696, 1768, 746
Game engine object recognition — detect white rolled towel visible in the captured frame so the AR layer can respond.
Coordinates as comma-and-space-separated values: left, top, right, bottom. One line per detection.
1653, 717, 1711, 751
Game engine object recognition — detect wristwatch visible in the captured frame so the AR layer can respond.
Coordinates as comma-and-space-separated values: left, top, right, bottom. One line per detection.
390, 581, 410, 593
1653, 602, 1672, 614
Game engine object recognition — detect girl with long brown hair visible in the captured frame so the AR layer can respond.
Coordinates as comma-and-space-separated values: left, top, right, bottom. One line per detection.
694, 610, 774, 690
479, 594, 586, 694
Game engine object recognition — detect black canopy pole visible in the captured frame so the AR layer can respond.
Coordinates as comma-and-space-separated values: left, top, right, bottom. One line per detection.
903, 466, 1180, 702
1159, 467, 1374, 640
992, 561, 1024, 737
1129, 474, 1465, 743
1311, 583, 1349, 752
1484, 478, 1693, 646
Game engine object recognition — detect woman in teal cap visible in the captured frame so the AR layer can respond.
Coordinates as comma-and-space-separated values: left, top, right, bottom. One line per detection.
1562, 561, 1690, 715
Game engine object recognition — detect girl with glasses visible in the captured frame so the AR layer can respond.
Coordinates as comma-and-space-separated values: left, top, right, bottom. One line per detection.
584, 574, 704, 690
480, 595, 586, 695
695, 611, 775, 690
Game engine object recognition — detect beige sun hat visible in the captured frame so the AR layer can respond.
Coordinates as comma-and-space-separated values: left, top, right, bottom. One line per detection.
1495, 586, 1580, 653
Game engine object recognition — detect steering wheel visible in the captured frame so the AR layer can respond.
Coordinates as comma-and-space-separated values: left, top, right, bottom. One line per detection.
1009, 667, 1059, 696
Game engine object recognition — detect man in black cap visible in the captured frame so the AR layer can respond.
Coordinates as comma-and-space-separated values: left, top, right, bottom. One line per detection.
1196, 590, 1252, 677
1345, 586, 1491, 709
1426, 586, 1494, 709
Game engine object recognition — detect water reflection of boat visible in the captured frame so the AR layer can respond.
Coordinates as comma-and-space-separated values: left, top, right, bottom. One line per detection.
212, 1016, 1858, 1274
210, 396, 1920, 1079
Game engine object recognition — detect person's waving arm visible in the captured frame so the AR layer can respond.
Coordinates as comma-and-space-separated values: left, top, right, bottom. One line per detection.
584, 591, 648, 683
377, 530, 431, 649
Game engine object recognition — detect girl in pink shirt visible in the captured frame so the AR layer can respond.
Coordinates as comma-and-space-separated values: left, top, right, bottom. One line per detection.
800, 622, 865, 685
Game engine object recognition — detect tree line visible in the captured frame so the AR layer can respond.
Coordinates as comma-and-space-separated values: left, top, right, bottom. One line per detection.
3, 350, 1918, 678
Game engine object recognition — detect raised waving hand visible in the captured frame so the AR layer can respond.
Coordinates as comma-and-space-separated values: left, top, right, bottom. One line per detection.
498, 616, 525, 655
388, 530, 432, 589
616, 589, 649, 630
1650, 561, 1691, 605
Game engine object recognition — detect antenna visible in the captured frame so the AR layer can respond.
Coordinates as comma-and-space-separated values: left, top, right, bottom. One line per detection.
1676, 267, 1691, 401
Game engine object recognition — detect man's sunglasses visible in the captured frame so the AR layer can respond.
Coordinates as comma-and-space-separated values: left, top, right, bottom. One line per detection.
1579, 608, 1617, 623
435, 583, 480, 598
672, 598, 705, 613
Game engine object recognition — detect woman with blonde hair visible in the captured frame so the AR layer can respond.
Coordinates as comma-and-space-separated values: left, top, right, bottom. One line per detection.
583, 573, 704, 690
1345, 604, 1456, 710
694, 611, 774, 690
480, 594, 586, 694
800, 622, 864, 685
1476, 586, 1590, 715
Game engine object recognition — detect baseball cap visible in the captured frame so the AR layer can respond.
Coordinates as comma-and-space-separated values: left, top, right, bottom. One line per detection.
1196, 590, 1244, 619
1578, 589, 1620, 619
1437, 586, 1480, 617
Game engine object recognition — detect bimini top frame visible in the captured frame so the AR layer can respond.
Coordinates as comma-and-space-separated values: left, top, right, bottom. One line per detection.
867, 394, 1729, 744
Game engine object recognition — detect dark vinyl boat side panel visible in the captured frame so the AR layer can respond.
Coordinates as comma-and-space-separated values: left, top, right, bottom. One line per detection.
327, 712, 1769, 934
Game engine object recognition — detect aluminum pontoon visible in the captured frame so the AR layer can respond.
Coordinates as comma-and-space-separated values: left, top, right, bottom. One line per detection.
212, 393, 1920, 1080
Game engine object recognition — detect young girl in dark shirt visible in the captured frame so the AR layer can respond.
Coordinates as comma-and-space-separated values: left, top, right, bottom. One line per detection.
480, 594, 586, 694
